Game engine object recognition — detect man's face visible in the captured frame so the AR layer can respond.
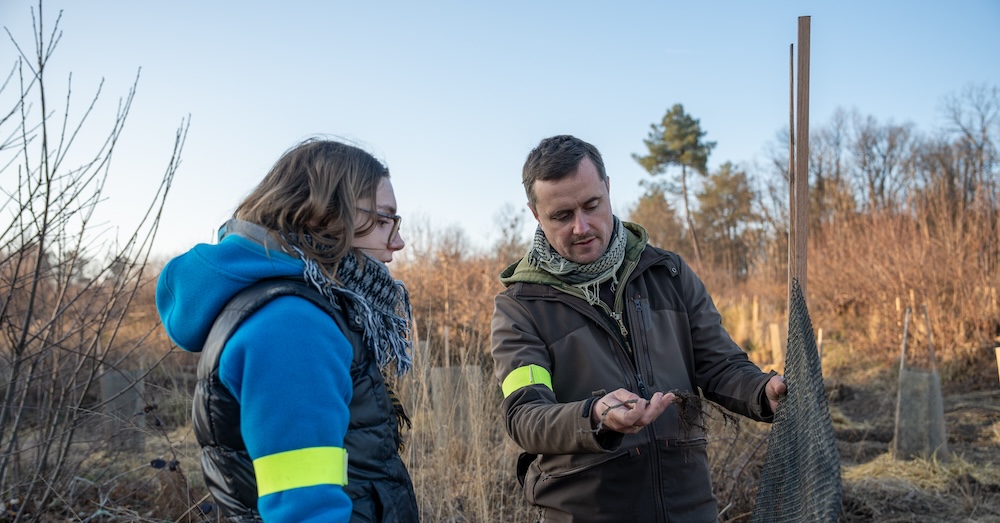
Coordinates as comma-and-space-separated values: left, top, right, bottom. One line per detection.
529, 157, 613, 264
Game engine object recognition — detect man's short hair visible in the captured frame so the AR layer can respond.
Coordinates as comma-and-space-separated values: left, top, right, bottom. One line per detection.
522, 135, 607, 207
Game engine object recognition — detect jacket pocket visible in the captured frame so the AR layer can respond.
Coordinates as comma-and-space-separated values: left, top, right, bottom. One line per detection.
527, 448, 652, 519
671, 436, 708, 447
655, 443, 718, 521
540, 448, 634, 480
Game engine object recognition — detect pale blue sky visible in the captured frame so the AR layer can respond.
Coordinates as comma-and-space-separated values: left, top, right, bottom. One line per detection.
3, 1, 998, 258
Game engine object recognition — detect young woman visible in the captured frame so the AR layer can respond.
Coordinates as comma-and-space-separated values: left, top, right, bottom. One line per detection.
157, 137, 419, 522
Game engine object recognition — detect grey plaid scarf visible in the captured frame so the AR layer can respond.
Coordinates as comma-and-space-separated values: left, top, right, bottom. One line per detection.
527, 216, 627, 305
290, 242, 414, 377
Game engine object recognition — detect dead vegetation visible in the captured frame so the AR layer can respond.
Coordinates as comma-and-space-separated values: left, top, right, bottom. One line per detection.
831, 381, 1000, 522
2, 2, 998, 521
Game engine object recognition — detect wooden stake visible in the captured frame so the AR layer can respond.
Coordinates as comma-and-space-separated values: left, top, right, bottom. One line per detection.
788, 42, 795, 224
790, 16, 811, 304
995, 346, 1000, 385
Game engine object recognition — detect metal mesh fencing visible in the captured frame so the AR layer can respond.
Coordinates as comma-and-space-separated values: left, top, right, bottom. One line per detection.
750, 280, 842, 522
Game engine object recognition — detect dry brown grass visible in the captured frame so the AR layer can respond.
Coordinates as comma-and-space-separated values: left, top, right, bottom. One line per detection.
398, 361, 536, 522
843, 453, 1000, 492
807, 214, 999, 390
841, 454, 1000, 523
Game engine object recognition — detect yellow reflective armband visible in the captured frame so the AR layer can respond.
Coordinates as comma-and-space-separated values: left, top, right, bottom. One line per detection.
253, 446, 348, 496
501, 364, 553, 398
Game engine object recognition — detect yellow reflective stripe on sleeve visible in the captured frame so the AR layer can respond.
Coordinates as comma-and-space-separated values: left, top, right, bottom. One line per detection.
501, 364, 553, 398
253, 446, 348, 497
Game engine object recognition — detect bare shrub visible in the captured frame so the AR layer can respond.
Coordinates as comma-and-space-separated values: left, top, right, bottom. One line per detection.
396, 348, 535, 522
808, 211, 998, 389
0, 3, 196, 520
392, 226, 504, 367
710, 418, 771, 522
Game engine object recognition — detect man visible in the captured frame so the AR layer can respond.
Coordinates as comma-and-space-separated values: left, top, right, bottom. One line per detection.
490, 135, 786, 522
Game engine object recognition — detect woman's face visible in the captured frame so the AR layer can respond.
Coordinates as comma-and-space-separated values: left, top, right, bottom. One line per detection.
353, 177, 405, 263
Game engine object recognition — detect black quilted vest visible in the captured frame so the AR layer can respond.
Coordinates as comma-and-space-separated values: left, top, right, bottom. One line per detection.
192, 279, 419, 522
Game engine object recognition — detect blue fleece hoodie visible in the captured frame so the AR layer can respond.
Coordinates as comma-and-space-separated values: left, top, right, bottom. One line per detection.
157, 231, 354, 522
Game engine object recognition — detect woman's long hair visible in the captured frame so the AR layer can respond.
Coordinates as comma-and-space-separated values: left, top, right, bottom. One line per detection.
235, 137, 388, 274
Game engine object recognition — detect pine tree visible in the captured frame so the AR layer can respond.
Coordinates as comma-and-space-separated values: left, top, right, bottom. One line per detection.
633, 103, 716, 263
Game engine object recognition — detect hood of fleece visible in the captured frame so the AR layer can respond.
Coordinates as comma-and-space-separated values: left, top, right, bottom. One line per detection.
498, 220, 649, 287
156, 233, 304, 353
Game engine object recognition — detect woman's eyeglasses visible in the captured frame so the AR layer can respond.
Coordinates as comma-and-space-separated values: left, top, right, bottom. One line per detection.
358, 208, 402, 247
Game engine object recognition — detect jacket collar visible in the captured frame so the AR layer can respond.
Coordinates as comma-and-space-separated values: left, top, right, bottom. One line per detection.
218, 218, 290, 254
499, 221, 650, 288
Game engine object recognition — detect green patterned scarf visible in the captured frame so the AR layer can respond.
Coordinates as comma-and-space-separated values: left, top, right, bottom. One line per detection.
527, 216, 627, 305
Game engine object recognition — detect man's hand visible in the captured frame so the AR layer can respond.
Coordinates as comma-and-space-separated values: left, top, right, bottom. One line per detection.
590, 388, 674, 434
766, 375, 787, 414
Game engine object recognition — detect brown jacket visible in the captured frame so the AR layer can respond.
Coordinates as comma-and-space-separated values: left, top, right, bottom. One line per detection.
491, 223, 774, 522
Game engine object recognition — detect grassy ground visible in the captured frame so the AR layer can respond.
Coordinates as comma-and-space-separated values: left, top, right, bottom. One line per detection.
12, 343, 999, 522
829, 374, 1000, 522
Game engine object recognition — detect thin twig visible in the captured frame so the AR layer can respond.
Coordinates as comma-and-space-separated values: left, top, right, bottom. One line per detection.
582, 399, 638, 434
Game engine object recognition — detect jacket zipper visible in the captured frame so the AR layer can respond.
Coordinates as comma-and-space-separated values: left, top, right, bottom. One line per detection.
596, 301, 650, 400
614, 256, 650, 401
527, 249, 675, 520
629, 293, 666, 521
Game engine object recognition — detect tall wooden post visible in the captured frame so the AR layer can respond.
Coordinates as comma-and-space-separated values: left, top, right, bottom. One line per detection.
789, 16, 810, 309
788, 42, 795, 225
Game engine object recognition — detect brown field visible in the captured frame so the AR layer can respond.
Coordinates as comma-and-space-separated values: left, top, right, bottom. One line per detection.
6, 311, 996, 523
826, 359, 1000, 522
4, 6, 997, 518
